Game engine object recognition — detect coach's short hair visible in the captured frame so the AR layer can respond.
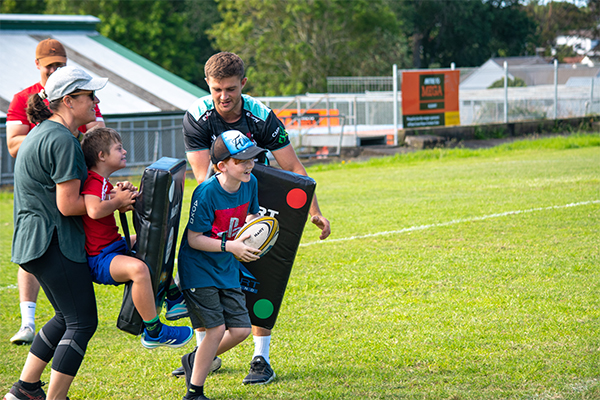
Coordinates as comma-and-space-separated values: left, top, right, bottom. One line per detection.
204, 52, 245, 81
81, 126, 122, 169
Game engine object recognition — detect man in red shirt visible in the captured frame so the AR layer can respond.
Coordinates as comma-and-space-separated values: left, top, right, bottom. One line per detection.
6, 38, 105, 345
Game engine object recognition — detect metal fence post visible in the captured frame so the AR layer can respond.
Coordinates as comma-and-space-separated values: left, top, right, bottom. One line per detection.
504, 61, 508, 123
554, 59, 558, 119
393, 64, 398, 146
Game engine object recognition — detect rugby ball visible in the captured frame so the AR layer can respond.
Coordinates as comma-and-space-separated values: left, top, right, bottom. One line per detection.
234, 216, 279, 261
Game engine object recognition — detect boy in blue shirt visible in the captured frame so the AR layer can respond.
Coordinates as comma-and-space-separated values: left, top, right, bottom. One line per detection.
178, 130, 266, 400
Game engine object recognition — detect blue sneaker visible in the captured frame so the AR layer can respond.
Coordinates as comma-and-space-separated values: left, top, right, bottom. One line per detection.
141, 324, 193, 349
165, 294, 189, 321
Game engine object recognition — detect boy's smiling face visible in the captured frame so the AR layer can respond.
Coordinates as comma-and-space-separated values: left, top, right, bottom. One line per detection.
104, 140, 127, 170
221, 158, 254, 184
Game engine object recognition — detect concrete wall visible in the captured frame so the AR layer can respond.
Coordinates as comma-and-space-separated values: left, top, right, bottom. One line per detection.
401, 116, 599, 143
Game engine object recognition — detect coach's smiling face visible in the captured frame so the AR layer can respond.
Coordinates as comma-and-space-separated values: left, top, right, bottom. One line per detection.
206, 75, 247, 124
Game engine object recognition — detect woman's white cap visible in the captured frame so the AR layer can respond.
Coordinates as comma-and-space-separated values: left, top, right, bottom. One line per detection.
43, 66, 108, 102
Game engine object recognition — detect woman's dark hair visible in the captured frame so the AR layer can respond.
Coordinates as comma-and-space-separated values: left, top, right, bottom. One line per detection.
26, 93, 61, 124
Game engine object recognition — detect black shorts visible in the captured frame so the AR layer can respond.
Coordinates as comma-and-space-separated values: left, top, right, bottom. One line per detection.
183, 287, 251, 330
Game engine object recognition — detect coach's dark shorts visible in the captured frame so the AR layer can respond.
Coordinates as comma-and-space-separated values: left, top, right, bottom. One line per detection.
183, 287, 251, 330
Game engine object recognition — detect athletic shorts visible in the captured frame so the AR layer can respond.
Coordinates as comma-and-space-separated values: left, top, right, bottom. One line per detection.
87, 237, 127, 286
183, 286, 251, 330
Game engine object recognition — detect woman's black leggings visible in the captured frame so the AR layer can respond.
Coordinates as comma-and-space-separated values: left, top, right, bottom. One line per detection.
20, 231, 98, 376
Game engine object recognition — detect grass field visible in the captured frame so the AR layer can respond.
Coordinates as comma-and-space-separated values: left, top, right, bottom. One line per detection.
0, 133, 599, 399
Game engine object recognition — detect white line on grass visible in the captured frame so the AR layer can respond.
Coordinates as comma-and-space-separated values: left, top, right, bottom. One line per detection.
301, 200, 600, 247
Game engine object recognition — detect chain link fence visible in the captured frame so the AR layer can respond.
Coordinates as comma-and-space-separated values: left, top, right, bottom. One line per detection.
2, 63, 599, 184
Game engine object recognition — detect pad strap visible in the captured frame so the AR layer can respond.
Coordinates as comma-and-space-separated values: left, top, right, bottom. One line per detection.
119, 212, 132, 255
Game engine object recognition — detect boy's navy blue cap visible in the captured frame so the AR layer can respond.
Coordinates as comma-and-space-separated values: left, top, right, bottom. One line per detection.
211, 130, 266, 164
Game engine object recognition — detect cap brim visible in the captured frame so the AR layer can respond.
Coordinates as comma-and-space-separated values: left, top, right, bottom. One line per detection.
231, 146, 267, 160
39, 55, 67, 67
79, 77, 109, 92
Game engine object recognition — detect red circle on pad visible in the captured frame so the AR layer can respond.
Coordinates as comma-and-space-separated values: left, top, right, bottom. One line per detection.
286, 188, 307, 209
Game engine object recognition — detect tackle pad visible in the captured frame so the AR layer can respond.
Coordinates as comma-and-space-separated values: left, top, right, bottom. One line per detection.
241, 163, 316, 330
117, 157, 187, 335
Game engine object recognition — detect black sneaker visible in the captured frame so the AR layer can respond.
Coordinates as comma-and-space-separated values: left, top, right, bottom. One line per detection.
242, 356, 276, 385
173, 357, 221, 378
177, 348, 221, 383
4, 381, 46, 400
182, 393, 210, 400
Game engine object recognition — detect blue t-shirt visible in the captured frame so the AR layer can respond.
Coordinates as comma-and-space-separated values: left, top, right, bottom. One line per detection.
178, 173, 259, 290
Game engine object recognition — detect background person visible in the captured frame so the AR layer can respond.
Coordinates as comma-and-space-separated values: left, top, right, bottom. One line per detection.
6, 38, 105, 345
178, 51, 331, 385
4, 66, 107, 400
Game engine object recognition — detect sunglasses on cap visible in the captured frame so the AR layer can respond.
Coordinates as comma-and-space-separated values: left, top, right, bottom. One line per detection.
69, 90, 95, 101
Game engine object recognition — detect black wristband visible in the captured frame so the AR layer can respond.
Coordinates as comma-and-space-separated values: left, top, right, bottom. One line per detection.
221, 235, 227, 252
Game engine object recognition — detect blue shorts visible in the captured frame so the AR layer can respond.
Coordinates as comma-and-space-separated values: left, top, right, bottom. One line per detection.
87, 238, 128, 286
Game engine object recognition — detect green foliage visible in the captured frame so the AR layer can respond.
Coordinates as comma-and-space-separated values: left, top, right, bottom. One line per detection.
42, 0, 219, 90
488, 76, 527, 89
525, 1, 597, 54
554, 44, 579, 62
0, 0, 46, 13
2, 0, 596, 95
208, 0, 410, 95
405, 0, 536, 69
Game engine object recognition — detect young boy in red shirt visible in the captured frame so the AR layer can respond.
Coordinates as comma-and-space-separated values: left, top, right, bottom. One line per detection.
81, 127, 192, 348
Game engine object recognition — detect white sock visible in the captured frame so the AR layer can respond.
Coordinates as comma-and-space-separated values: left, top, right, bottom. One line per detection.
195, 330, 206, 347
20, 301, 36, 329
253, 335, 271, 365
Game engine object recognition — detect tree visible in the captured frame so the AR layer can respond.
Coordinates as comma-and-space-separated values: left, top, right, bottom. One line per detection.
525, 0, 597, 56
403, 0, 536, 69
42, 0, 218, 89
1, 0, 46, 13
208, 0, 410, 95
488, 76, 526, 89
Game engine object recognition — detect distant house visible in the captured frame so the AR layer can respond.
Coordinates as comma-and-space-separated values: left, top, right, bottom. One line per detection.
555, 30, 599, 56
0, 14, 208, 118
460, 56, 600, 90
459, 57, 548, 90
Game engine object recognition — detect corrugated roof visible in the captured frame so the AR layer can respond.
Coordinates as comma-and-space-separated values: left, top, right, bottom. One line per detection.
0, 14, 208, 118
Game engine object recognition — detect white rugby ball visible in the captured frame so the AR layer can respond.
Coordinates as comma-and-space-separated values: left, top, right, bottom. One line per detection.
234, 216, 279, 261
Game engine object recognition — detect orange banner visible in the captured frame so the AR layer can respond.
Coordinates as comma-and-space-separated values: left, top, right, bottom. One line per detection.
274, 109, 340, 127
402, 70, 460, 128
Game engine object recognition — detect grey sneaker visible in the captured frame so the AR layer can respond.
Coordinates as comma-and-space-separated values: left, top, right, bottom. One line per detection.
4, 380, 46, 400
242, 356, 275, 385
10, 326, 35, 345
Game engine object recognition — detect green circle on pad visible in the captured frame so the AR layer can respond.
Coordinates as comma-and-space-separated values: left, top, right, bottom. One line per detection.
253, 299, 274, 319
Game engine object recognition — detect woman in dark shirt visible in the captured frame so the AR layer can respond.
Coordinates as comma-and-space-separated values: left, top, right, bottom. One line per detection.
5, 66, 108, 400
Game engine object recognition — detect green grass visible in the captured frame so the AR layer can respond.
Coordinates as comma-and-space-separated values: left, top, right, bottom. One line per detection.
1, 133, 599, 399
